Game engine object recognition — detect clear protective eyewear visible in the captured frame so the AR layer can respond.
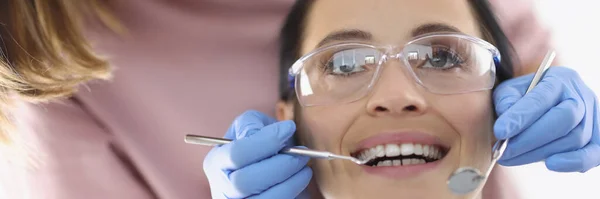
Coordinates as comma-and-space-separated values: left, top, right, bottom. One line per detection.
288, 33, 501, 107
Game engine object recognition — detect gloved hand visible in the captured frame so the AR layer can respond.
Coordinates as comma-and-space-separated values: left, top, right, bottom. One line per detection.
203, 110, 312, 199
493, 66, 600, 172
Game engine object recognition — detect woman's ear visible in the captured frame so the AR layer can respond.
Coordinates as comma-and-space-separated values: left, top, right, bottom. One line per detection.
276, 100, 295, 121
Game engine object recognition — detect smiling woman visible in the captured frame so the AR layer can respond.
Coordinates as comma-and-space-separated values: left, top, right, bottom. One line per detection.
275, 0, 515, 198
2, 0, 596, 199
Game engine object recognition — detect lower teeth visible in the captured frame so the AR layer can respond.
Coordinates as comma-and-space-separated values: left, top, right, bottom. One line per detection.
374, 158, 425, 167
358, 150, 448, 167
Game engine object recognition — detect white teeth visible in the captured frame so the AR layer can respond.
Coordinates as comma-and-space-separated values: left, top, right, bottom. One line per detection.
370, 158, 429, 167
423, 145, 430, 157
372, 159, 432, 167
411, 158, 420, 164
402, 159, 410, 165
372, 158, 430, 167
385, 144, 401, 157
400, 143, 414, 156
359, 148, 374, 161
414, 144, 423, 155
376, 145, 385, 157
369, 148, 377, 157
382, 160, 392, 166
357, 143, 445, 165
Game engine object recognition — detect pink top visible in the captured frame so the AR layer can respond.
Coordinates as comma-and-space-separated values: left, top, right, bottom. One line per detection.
3, 0, 545, 198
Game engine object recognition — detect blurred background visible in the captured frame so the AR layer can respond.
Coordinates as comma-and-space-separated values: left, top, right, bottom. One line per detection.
509, 0, 600, 198
1, 0, 599, 198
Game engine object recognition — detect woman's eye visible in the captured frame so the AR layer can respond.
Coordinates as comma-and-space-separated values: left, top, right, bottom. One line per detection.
327, 62, 365, 74
425, 47, 463, 69
324, 49, 374, 75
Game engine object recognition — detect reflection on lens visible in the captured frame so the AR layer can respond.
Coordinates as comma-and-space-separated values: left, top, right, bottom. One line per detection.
322, 48, 380, 77
297, 45, 382, 106
404, 35, 495, 94
291, 35, 498, 106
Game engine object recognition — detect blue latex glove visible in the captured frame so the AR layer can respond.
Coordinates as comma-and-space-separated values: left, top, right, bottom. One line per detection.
203, 110, 312, 199
494, 66, 600, 172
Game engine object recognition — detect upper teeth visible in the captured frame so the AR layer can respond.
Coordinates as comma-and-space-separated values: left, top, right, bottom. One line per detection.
358, 143, 443, 162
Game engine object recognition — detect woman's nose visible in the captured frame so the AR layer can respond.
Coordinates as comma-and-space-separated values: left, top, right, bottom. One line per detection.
365, 61, 429, 117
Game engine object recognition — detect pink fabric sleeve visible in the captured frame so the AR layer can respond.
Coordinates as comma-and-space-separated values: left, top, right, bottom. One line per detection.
3, 99, 153, 199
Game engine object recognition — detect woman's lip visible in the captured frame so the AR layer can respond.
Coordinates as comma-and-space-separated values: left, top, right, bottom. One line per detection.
361, 158, 444, 179
351, 132, 448, 154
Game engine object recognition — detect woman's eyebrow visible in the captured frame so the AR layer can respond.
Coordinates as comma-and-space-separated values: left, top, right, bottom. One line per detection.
316, 23, 461, 47
411, 23, 462, 37
317, 29, 373, 47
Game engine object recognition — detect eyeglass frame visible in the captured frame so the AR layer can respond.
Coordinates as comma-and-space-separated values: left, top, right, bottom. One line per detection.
287, 32, 502, 107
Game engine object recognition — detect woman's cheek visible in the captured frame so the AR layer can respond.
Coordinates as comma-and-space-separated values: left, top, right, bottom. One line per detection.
299, 106, 359, 151
434, 93, 495, 167
436, 94, 494, 138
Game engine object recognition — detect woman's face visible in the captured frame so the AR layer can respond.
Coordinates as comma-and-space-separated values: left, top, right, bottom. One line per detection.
285, 0, 495, 198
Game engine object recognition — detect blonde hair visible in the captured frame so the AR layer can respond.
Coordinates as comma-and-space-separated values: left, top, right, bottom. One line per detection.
0, 0, 121, 143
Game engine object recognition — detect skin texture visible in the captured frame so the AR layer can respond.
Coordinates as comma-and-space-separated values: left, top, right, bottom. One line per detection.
279, 0, 497, 198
